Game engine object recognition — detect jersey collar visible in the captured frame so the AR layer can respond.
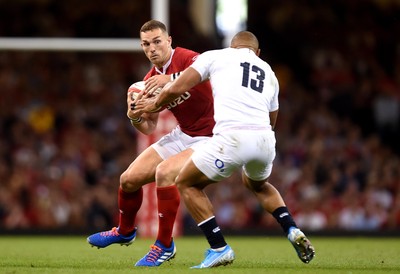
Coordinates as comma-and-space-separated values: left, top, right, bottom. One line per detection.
155, 48, 175, 75
236, 47, 256, 55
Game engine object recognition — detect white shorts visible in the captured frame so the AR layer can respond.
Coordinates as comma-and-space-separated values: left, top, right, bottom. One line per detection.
192, 130, 276, 181
152, 126, 210, 160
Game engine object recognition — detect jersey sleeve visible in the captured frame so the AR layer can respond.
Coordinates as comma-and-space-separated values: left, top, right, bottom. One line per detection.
190, 50, 216, 82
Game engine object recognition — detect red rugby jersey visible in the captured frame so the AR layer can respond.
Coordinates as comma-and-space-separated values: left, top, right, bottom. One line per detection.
144, 47, 215, 137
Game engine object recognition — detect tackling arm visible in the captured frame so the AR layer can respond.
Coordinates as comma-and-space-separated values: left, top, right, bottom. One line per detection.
135, 67, 202, 113
154, 67, 202, 109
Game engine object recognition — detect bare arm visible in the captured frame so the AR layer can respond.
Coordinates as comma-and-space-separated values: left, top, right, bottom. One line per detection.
156, 67, 202, 107
126, 92, 159, 135
127, 71, 193, 131
269, 110, 278, 130
136, 67, 202, 113
143, 74, 170, 94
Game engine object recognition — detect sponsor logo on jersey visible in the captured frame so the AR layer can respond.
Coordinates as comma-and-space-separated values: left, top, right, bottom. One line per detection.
166, 91, 191, 110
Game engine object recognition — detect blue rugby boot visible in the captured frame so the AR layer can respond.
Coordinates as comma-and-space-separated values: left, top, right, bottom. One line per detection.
135, 239, 176, 267
191, 245, 235, 269
87, 227, 136, 248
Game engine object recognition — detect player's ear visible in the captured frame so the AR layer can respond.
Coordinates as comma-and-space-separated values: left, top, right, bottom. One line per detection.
256, 48, 261, 57
167, 36, 172, 46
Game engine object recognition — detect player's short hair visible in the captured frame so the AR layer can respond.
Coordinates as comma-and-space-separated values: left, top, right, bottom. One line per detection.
140, 19, 168, 34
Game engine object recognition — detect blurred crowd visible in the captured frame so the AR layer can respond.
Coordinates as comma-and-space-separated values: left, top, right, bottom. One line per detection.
0, 0, 399, 233
0, 51, 150, 230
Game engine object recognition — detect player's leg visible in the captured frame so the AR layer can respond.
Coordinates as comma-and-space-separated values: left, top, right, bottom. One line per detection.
176, 158, 234, 268
175, 134, 241, 268
87, 146, 162, 248
154, 148, 193, 245
135, 131, 211, 267
134, 149, 193, 267
240, 130, 297, 235
242, 170, 315, 263
175, 159, 214, 223
239, 130, 314, 263
117, 146, 163, 234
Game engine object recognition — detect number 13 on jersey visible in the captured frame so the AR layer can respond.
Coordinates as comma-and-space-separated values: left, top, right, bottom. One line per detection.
240, 62, 265, 93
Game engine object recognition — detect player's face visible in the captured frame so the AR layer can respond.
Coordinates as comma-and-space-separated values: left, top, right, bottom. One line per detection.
140, 28, 172, 68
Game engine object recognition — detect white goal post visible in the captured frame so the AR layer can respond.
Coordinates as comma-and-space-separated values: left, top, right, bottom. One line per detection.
0, 0, 168, 52
0, 38, 142, 52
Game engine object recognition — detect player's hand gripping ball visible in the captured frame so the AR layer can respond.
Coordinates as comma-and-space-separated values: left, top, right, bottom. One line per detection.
127, 81, 163, 112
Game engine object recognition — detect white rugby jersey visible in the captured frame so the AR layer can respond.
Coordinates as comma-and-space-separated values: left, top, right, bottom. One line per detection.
191, 47, 279, 134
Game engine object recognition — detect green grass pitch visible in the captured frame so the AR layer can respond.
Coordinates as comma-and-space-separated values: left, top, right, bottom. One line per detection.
0, 235, 399, 273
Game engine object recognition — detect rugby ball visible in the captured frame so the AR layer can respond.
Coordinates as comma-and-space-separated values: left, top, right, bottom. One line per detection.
127, 81, 163, 112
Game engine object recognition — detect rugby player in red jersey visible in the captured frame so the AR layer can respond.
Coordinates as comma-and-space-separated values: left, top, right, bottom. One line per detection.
87, 20, 214, 267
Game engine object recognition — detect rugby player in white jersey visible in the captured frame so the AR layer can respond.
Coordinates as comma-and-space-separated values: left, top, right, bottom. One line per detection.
136, 31, 315, 268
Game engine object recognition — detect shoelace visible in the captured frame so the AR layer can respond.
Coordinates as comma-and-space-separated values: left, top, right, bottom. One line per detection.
100, 227, 119, 237
145, 245, 163, 262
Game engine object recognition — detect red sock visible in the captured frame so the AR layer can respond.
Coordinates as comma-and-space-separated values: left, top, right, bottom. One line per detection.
117, 187, 143, 236
157, 185, 180, 247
